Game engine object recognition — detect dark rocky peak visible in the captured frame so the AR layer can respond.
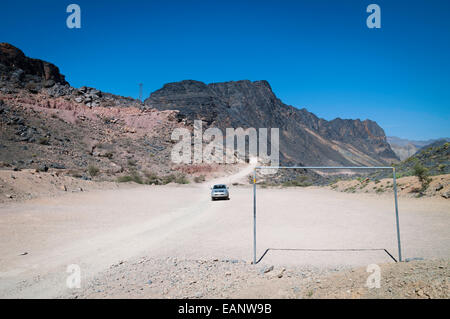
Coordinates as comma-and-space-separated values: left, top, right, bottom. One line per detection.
144, 79, 398, 165
145, 79, 280, 126
146, 79, 279, 113
323, 118, 387, 141
148, 79, 276, 102
207, 80, 279, 111
0, 43, 68, 87
146, 80, 217, 124
207, 79, 273, 95
0, 43, 141, 109
150, 80, 211, 98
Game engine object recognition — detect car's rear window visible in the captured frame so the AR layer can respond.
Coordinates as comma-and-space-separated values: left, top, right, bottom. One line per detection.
213, 185, 226, 189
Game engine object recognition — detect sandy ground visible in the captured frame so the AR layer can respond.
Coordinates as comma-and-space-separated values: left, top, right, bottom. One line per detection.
0, 165, 449, 298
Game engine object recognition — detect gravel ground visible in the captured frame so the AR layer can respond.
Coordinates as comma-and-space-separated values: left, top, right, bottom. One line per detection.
60, 257, 448, 299
301, 259, 449, 299
61, 256, 345, 299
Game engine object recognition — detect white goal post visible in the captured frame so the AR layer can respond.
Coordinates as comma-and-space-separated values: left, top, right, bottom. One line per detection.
252, 166, 402, 264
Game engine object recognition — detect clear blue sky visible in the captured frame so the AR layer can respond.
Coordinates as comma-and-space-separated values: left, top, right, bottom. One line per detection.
1, 0, 449, 140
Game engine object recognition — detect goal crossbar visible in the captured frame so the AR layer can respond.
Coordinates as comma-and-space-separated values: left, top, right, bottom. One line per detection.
252, 166, 402, 264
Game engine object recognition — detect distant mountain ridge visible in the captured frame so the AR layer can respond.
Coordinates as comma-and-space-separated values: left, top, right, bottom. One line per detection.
145, 80, 398, 166
387, 136, 450, 160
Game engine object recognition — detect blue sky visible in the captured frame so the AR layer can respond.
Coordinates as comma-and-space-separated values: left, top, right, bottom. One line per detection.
1, 0, 449, 140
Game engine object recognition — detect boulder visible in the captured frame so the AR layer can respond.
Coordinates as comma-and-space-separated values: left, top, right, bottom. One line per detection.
37, 164, 48, 172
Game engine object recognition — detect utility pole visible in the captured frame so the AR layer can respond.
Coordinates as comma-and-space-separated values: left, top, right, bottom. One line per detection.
139, 83, 143, 103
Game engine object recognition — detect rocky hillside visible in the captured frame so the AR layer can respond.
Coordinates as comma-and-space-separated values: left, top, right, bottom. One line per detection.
415, 138, 450, 154
366, 141, 450, 181
145, 80, 398, 166
329, 142, 450, 198
394, 142, 450, 177
0, 43, 217, 186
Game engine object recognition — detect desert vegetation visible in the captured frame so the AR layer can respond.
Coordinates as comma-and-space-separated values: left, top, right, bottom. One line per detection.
117, 170, 189, 185
282, 175, 313, 187
87, 165, 100, 177
412, 161, 432, 192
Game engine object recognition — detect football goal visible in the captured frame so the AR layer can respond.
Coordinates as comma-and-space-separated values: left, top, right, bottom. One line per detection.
252, 166, 402, 264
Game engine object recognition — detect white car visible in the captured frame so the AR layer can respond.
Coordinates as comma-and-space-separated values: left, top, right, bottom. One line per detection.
211, 184, 230, 201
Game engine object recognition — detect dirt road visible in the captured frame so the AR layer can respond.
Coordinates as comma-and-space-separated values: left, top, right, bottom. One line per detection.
0, 165, 449, 298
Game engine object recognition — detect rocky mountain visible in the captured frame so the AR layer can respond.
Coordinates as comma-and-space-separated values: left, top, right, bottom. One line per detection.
145, 80, 399, 166
387, 136, 450, 160
0, 43, 144, 108
1, 42, 399, 187
0, 43, 191, 184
